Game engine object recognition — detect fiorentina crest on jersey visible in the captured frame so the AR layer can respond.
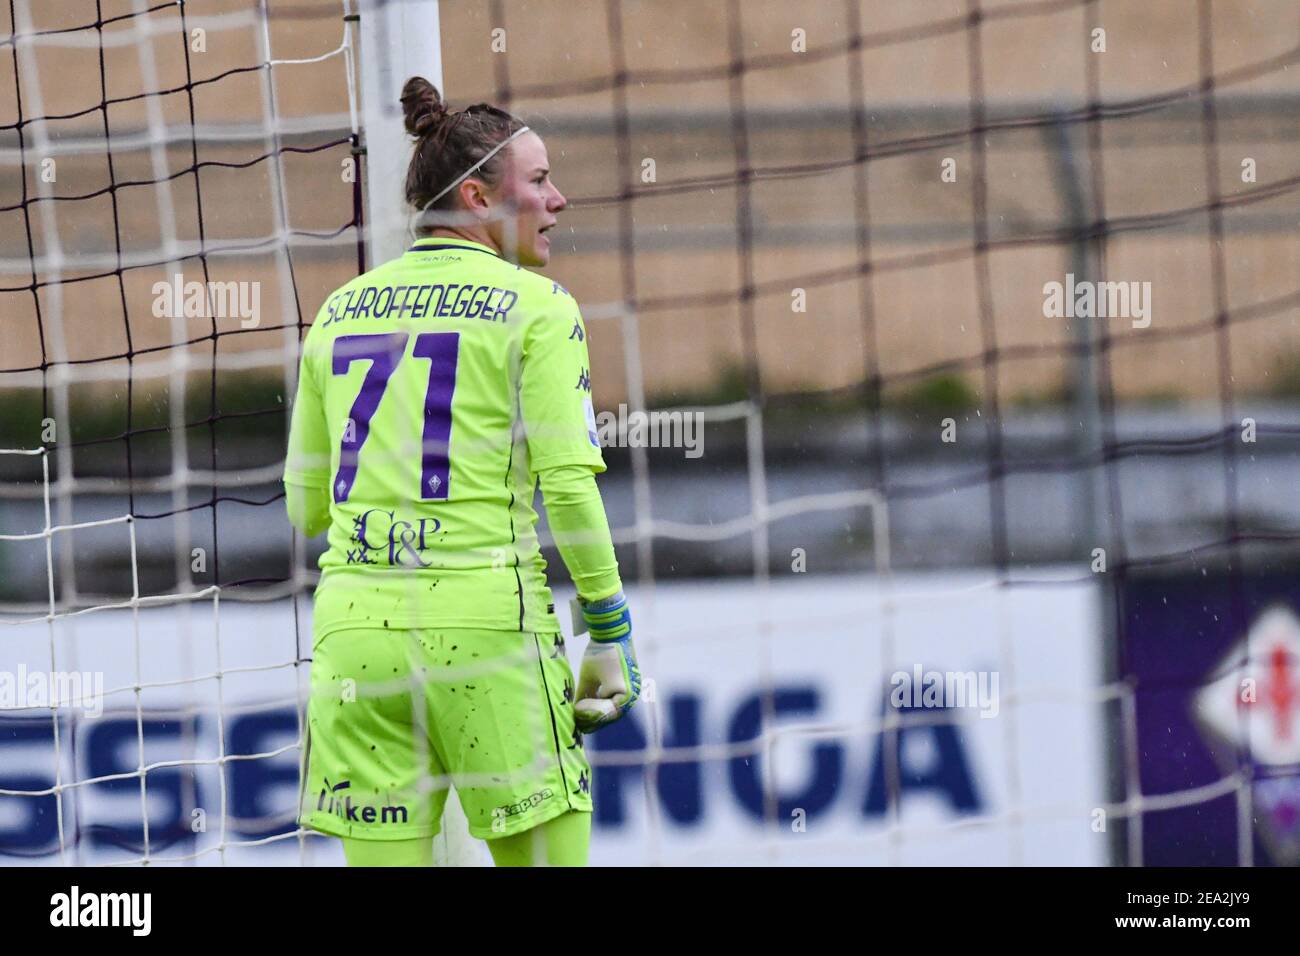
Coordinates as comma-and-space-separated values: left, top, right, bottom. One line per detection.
1193, 604, 1300, 865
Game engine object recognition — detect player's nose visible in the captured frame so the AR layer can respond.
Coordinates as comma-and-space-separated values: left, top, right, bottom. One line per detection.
548, 182, 567, 213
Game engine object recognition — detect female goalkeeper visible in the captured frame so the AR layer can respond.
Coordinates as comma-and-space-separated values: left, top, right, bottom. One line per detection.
284, 77, 639, 867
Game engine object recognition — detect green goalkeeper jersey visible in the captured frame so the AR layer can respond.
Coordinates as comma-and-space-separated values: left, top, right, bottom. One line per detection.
284, 237, 606, 638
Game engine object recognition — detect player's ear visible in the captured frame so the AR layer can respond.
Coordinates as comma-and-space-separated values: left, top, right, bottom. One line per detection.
460, 177, 493, 218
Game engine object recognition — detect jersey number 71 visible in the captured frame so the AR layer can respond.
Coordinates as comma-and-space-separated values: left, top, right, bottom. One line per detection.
330, 331, 460, 503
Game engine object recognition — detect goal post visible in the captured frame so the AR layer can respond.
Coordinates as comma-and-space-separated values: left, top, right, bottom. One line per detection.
354, 0, 486, 868
358, 0, 443, 270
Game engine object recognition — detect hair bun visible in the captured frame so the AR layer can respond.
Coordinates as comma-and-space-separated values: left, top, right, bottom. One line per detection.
401, 76, 448, 138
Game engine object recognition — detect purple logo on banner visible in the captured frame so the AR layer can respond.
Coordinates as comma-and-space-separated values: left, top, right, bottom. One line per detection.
1193, 605, 1300, 864
1125, 571, 1300, 866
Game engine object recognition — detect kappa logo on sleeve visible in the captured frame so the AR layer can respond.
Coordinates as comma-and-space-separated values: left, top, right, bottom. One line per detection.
583, 397, 599, 446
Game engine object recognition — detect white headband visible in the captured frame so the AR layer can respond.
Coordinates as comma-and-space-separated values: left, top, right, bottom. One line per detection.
422, 124, 532, 210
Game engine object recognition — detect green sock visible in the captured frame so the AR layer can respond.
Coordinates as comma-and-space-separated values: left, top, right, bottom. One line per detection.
486, 810, 591, 867
342, 837, 435, 867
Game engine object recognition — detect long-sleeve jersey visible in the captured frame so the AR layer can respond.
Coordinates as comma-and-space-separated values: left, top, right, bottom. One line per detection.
283, 236, 622, 640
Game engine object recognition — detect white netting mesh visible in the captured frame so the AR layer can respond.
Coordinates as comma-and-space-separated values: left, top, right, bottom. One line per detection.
4, 0, 1300, 866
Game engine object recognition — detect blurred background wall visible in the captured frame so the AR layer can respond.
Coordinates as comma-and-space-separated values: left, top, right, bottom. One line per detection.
3, 1, 1300, 593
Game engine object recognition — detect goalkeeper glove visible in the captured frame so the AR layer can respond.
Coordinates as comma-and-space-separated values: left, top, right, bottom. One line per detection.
572, 590, 641, 733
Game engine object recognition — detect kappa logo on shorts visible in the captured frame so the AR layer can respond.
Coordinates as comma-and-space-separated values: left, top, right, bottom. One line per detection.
316, 778, 410, 825
492, 788, 555, 821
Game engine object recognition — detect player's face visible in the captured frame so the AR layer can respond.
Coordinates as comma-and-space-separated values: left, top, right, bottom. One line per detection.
486, 131, 566, 267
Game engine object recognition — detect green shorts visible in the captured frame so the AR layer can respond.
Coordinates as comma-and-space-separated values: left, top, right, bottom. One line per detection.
298, 627, 592, 841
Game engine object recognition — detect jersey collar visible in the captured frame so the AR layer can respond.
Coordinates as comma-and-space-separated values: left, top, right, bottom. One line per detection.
407, 236, 502, 259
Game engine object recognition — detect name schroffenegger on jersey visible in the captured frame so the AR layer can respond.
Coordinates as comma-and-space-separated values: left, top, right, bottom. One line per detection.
320, 282, 519, 327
